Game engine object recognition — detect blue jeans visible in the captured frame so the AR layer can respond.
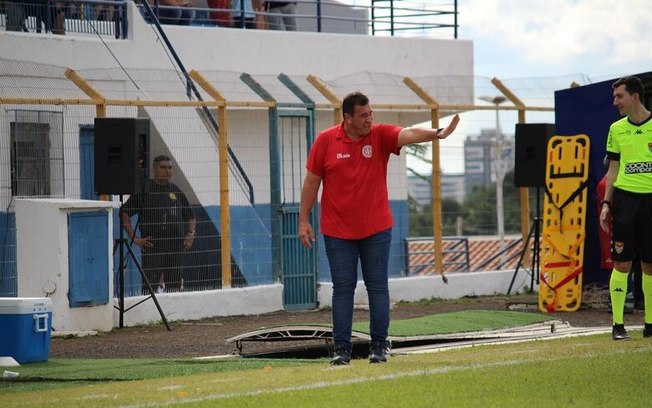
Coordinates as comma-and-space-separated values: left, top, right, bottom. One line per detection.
324, 229, 392, 351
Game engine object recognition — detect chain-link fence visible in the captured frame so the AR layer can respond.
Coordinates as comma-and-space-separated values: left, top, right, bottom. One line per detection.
1, 58, 597, 298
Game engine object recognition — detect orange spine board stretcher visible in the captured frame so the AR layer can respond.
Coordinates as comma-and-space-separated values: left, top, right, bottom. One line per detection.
539, 134, 590, 312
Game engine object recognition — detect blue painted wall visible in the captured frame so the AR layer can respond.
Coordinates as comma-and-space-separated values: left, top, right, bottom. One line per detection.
555, 78, 621, 286
203, 199, 409, 286
207, 204, 274, 286
2, 198, 409, 297
0, 211, 17, 296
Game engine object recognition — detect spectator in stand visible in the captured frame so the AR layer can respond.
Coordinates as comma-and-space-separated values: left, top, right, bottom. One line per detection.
265, 1, 297, 31
231, 0, 255, 28
5, 1, 28, 32
207, 0, 233, 27
86, 0, 117, 22
149, 0, 195, 26
6, 1, 65, 34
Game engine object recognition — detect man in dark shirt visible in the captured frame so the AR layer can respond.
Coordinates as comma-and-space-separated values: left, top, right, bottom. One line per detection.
121, 155, 196, 294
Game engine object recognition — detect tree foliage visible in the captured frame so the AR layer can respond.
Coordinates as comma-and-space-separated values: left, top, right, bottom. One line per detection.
408, 169, 541, 237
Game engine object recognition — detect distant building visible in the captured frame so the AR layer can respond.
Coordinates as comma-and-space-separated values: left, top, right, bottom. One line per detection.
463, 129, 514, 195
441, 174, 466, 203
407, 173, 466, 206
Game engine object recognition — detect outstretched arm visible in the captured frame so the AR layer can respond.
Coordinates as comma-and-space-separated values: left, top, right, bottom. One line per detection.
397, 114, 460, 147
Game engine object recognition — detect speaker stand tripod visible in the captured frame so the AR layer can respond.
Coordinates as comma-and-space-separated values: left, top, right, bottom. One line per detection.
115, 195, 171, 331
508, 187, 542, 295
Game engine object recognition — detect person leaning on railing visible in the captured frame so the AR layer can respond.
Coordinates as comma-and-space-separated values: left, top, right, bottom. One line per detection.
230, 0, 255, 28
5, 0, 66, 34
148, 0, 195, 25
264, 1, 296, 31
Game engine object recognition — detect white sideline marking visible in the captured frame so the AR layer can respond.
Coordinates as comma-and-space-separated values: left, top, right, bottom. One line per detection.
396, 327, 621, 354
119, 346, 651, 408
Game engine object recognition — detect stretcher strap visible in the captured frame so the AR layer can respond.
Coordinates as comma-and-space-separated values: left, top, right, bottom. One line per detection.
543, 179, 588, 230
540, 233, 584, 311
539, 265, 583, 312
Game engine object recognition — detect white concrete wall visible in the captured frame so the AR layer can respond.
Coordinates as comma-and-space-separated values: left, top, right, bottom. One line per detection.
1, 2, 484, 330
0, 3, 473, 79
115, 284, 284, 326
111, 270, 537, 328
15, 199, 116, 332
0, 2, 472, 212
318, 269, 538, 308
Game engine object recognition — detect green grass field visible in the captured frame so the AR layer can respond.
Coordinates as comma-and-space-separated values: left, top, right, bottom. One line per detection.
2, 332, 651, 407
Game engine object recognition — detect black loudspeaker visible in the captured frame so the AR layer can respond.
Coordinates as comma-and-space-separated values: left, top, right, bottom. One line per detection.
94, 118, 150, 195
514, 123, 555, 187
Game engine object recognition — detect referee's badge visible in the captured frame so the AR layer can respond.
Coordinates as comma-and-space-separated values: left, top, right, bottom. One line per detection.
614, 241, 624, 254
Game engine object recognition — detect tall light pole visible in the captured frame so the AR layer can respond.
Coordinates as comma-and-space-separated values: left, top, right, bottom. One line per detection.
479, 95, 507, 266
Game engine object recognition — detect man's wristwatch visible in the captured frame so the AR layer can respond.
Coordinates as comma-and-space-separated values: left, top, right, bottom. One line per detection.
187, 230, 196, 237
600, 200, 611, 209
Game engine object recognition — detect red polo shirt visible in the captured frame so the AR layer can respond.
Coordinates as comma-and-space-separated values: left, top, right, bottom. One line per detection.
306, 122, 402, 239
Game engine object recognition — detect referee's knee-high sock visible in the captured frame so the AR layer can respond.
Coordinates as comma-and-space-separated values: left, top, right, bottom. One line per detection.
610, 269, 629, 325
642, 272, 652, 325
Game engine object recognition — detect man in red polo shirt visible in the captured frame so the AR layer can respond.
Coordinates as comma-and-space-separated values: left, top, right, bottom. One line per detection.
299, 91, 460, 364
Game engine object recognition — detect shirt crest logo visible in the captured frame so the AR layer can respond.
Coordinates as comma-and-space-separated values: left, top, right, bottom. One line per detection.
648, 142, 652, 153
362, 145, 373, 158
169, 192, 177, 201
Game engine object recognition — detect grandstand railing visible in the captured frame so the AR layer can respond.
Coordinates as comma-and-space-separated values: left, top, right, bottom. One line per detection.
1, 0, 458, 39
0, 0, 128, 38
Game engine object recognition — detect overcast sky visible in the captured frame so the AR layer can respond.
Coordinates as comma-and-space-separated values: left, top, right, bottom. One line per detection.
344, 0, 652, 173
460, 0, 652, 80
346, 0, 652, 80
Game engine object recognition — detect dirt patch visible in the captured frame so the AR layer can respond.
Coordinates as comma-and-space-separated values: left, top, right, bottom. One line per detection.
49, 293, 643, 359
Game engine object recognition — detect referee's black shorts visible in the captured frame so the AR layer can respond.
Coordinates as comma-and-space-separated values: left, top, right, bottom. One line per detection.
611, 188, 652, 263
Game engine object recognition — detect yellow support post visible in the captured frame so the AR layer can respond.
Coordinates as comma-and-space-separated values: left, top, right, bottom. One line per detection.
306, 74, 341, 124
65, 68, 106, 118
64, 68, 110, 201
491, 77, 532, 268
403, 77, 443, 276
189, 69, 232, 288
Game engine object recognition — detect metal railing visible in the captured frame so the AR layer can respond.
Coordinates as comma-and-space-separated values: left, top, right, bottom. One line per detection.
198, 0, 459, 37
472, 238, 523, 272
405, 236, 471, 275
0, 0, 128, 38
370, 0, 458, 38
1, 1, 457, 38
